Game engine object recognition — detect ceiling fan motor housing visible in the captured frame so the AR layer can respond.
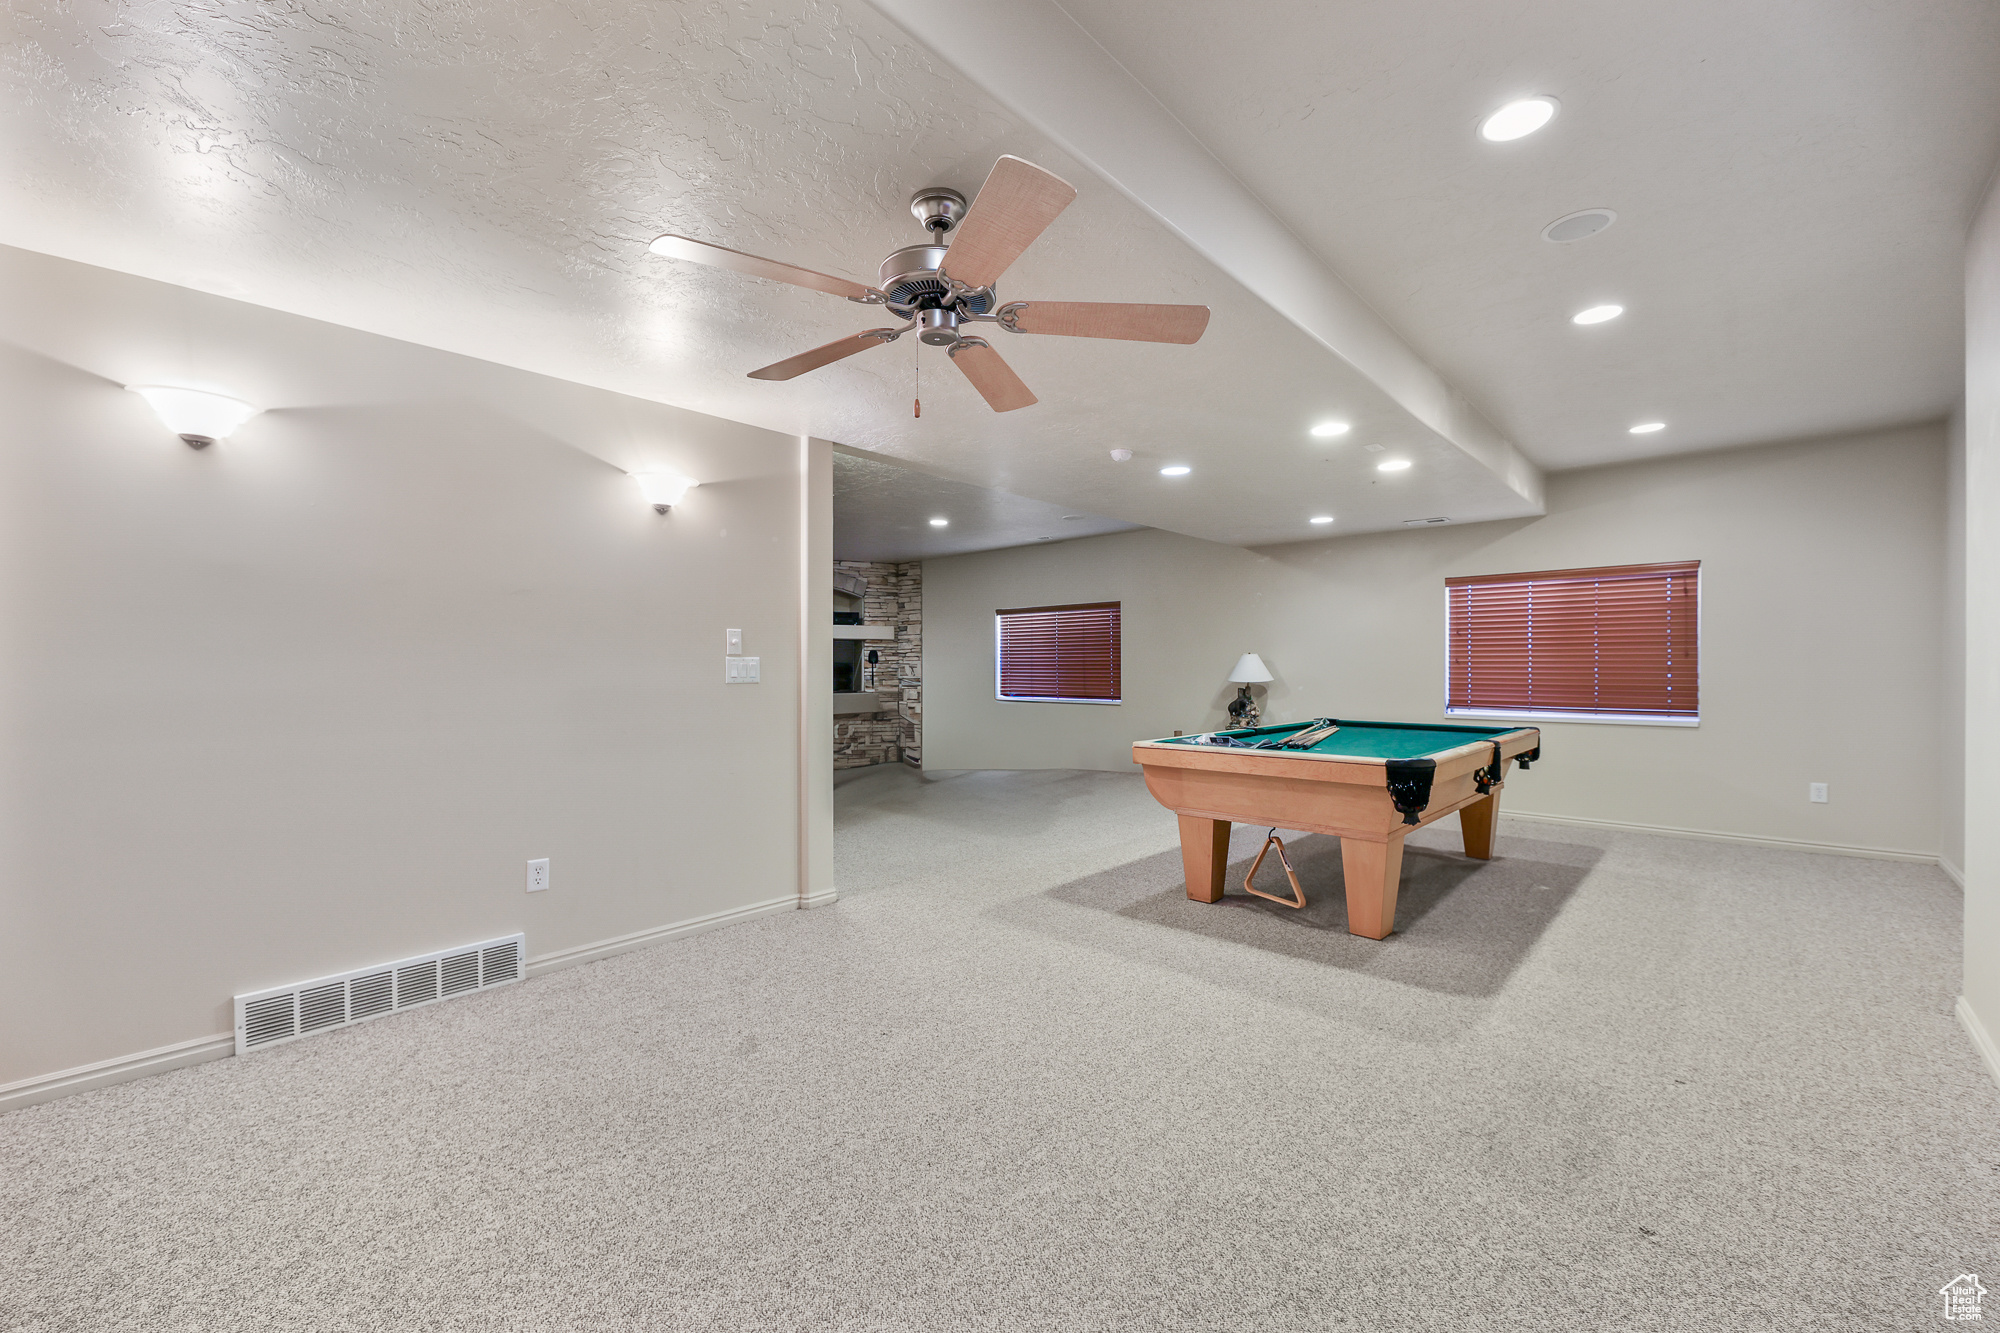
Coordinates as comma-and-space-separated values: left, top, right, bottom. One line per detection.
878, 243, 996, 320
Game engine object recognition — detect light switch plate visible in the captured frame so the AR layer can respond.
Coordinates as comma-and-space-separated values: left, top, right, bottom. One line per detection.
726, 628, 743, 654
726, 655, 760, 683
527, 858, 550, 892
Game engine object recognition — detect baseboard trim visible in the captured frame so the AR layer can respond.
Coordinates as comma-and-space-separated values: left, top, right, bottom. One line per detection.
1957, 997, 2000, 1092
800, 887, 839, 909
1940, 857, 1966, 888
526, 894, 798, 978
5, 894, 804, 1115
1501, 809, 1939, 864
0, 1032, 235, 1114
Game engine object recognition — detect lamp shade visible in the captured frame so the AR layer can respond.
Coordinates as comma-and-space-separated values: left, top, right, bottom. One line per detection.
631, 472, 698, 511
1228, 653, 1273, 684
128, 385, 262, 443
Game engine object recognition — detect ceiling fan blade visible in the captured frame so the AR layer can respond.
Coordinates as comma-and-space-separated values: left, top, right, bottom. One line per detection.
938, 156, 1078, 291
747, 331, 895, 381
1005, 301, 1211, 345
948, 338, 1037, 412
650, 235, 877, 301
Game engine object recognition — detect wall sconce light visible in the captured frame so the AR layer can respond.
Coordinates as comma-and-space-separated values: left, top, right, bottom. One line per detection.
631, 472, 698, 513
127, 385, 263, 449
1227, 652, 1274, 727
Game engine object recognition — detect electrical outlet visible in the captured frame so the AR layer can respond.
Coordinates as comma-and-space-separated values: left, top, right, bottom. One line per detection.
726, 628, 743, 654
526, 857, 550, 892
1809, 783, 1828, 804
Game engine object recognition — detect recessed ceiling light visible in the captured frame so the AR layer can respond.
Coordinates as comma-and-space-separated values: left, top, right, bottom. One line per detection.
1629, 421, 1666, 434
1377, 459, 1412, 472
1479, 97, 1558, 143
1542, 209, 1616, 243
1572, 304, 1624, 325
1310, 421, 1351, 438
929, 517, 949, 527
1309, 515, 1335, 524
1160, 465, 1191, 476
1061, 514, 1085, 521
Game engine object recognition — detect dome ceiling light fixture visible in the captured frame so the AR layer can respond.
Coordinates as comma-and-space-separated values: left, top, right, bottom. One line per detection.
1542, 209, 1616, 243
648, 156, 1211, 416
1479, 96, 1559, 143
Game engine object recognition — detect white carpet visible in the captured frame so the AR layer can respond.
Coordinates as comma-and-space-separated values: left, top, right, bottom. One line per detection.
1, 765, 1992, 1330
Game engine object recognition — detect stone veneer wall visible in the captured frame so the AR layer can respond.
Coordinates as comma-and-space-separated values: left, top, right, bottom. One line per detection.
834, 561, 921, 769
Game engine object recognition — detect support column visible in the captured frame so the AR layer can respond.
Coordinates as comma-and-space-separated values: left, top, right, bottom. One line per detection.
798, 435, 835, 908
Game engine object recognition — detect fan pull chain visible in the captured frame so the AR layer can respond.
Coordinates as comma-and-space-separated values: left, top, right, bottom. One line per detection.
914, 337, 921, 418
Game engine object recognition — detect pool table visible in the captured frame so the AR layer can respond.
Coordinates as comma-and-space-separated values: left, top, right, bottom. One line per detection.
1132, 719, 1542, 939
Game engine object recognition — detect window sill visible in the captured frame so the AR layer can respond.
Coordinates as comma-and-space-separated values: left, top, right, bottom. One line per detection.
1446, 707, 1698, 728
997, 696, 1122, 705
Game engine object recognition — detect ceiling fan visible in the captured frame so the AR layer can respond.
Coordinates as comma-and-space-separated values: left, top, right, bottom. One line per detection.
648, 156, 1210, 413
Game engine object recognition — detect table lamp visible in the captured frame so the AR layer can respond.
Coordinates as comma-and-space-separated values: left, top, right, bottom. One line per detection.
1227, 653, 1273, 727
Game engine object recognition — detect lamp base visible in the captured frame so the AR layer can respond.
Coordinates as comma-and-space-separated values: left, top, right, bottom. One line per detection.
1227, 684, 1261, 728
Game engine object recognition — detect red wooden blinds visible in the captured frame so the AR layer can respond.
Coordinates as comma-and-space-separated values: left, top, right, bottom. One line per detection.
997, 602, 1122, 701
1445, 561, 1699, 718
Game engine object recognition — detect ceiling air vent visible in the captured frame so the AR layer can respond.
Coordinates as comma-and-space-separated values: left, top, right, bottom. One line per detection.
1403, 517, 1452, 526
233, 934, 524, 1056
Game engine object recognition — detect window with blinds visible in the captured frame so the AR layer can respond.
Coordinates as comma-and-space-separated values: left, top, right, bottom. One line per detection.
995, 602, 1122, 703
1445, 561, 1699, 723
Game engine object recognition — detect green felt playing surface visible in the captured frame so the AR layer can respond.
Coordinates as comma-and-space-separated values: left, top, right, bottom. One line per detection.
1154, 719, 1522, 760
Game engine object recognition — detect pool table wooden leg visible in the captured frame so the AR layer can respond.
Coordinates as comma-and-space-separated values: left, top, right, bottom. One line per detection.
1340, 834, 1406, 939
1460, 788, 1500, 860
1177, 815, 1231, 903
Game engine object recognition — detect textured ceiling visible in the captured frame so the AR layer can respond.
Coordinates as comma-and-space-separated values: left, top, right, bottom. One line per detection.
4, 0, 1993, 548
832, 448, 1138, 562
1055, 0, 2000, 469
0, 0, 1539, 546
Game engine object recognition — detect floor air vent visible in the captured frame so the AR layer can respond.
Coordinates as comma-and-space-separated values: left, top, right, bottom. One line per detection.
233, 934, 525, 1055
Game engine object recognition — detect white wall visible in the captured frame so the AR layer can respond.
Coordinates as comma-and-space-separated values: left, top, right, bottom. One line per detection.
926, 423, 1946, 856
1964, 167, 2000, 1064
0, 247, 815, 1093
